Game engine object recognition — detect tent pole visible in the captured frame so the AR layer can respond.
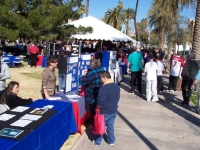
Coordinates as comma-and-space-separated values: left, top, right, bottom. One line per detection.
101, 40, 103, 51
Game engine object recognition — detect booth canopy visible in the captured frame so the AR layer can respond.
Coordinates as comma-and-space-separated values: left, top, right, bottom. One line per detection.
63, 16, 136, 43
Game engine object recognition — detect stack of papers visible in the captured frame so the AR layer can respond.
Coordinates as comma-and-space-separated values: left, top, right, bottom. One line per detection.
66, 95, 80, 99
0, 114, 16, 121
48, 97, 61, 100
11, 106, 29, 112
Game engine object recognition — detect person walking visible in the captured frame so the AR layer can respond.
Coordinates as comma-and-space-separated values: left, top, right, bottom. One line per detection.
167, 51, 184, 92
181, 52, 199, 105
0, 50, 11, 98
144, 53, 158, 101
93, 71, 120, 146
57, 51, 67, 92
156, 55, 165, 93
127, 47, 143, 94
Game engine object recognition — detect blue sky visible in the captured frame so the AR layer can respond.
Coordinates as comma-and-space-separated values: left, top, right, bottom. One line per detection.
83, 0, 196, 22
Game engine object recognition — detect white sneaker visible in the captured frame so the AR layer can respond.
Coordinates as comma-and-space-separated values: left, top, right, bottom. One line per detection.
152, 99, 159, 102
147, 99, 151, 102
93, 140, 100, 147
170, 90, 174, 93
165, 90, 169, 92
109, 143, 114, 146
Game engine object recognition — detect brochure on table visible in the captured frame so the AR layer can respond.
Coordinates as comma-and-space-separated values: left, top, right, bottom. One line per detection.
65, 56, 79, 93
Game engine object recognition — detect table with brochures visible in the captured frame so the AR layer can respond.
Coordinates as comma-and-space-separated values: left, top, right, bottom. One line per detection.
0, 100, 77, 150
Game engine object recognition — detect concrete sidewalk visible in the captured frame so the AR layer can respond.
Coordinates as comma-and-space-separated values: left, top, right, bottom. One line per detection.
71, 74, 200, 150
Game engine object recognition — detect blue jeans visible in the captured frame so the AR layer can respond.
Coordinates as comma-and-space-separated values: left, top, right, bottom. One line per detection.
58, 74, 66, 91
94, 112, 117, 145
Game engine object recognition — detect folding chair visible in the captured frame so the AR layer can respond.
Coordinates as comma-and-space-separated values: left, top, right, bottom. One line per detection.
13, 57, 22, 68
0, 103, 10, 114
2, 57, 10, 67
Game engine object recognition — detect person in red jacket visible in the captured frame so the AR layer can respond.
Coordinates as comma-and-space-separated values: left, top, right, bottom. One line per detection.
28, 42, 39, 67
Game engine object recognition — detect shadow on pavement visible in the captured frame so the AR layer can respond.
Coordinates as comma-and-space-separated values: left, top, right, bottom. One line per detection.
118, 111, 158, 150
158, 92, 200, 128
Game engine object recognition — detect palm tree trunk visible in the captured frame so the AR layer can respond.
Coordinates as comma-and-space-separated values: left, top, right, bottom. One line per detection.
160, 27, 165, 50
167, 24, 175, 62
134, 0, 139, 41
86, 0, 89, 17
192, 0, 200, 60
126, 21, 129, 35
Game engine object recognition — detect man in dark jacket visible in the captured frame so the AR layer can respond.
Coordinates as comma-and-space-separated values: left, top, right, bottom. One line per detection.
93, 71, 120, 146
181, 52, 199, 105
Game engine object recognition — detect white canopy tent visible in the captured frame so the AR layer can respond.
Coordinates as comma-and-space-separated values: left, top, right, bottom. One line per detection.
62, 16, 137, 45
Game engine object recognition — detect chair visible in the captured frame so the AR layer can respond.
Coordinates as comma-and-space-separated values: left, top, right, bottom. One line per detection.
13, 57, 22, 67
0, 103, 10, 114
2, 57, 10, 67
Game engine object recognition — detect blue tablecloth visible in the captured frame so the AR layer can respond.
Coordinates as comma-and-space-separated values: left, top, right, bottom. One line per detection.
42, 56, 48, 68
119, 64, 127, 75
3, 56, 15, 67
0, 100, 77, 150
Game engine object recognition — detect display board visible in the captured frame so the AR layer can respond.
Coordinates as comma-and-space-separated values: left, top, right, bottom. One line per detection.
101, 51, 117, 71
79, 54, 91, 77
65, 56, 79, 93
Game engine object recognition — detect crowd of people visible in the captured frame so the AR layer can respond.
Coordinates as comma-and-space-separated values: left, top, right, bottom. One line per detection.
0, 38, 200, 147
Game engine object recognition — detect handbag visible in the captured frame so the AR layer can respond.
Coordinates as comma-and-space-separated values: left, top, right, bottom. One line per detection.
93, 109, 105, 134
79, 86, 86, 97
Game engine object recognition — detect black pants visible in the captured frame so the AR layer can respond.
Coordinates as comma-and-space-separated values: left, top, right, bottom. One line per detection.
30, 54, 37, 67
131, 71, 142, 92
168, 75, 179, 91
181, 77, 193, 103
85, 101, 97, 126
157, 76, 163, 91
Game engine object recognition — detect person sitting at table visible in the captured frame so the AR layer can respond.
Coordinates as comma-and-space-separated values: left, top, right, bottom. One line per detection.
1, 81, 33, 109
79, 59, 104, 126
41, 56, 58, 99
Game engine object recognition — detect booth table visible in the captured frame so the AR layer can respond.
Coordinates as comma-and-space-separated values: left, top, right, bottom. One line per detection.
54, 91, 90, 134
37, 55, 44, 66
42, 56, 48, 68
0, 100, 77, 150
3, 56, 15, 67
119, 64, 127, 75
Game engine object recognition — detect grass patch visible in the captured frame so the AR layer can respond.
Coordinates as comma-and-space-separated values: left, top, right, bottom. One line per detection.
191, 91, 198, 106
21, 72, 41, 80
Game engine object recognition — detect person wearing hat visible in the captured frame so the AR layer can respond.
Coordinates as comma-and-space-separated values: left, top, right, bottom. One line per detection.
181, 52, 199, 105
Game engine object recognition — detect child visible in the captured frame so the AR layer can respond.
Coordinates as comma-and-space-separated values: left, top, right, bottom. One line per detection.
144, 53, 158, 102
156, 56, 165, 93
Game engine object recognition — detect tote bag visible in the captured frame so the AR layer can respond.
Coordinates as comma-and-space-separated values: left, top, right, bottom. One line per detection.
93, 109, 105, 134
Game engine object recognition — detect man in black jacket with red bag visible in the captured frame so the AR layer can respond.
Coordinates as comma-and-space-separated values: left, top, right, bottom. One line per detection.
181, 52, 199, 105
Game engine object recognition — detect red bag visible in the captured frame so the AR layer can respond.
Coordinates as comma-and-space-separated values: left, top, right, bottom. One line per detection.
93, 109, 105, 134
80, 86, 86, 97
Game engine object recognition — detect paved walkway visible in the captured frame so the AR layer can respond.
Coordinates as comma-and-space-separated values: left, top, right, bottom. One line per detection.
71, 74, 200, 150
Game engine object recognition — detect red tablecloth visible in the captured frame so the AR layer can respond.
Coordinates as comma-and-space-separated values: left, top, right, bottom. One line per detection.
37, 55, 44, 66
72, 102, 90, 134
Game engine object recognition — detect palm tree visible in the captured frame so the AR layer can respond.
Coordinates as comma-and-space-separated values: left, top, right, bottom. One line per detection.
104, 1, 124, 29
134, 0, 139, 41
148, 0, 170, 50
86, 0, 89, 17
123, 8, 135, 35
192, 0, 200, 59
78, 4, 86, 19
155, 0, 195, 62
